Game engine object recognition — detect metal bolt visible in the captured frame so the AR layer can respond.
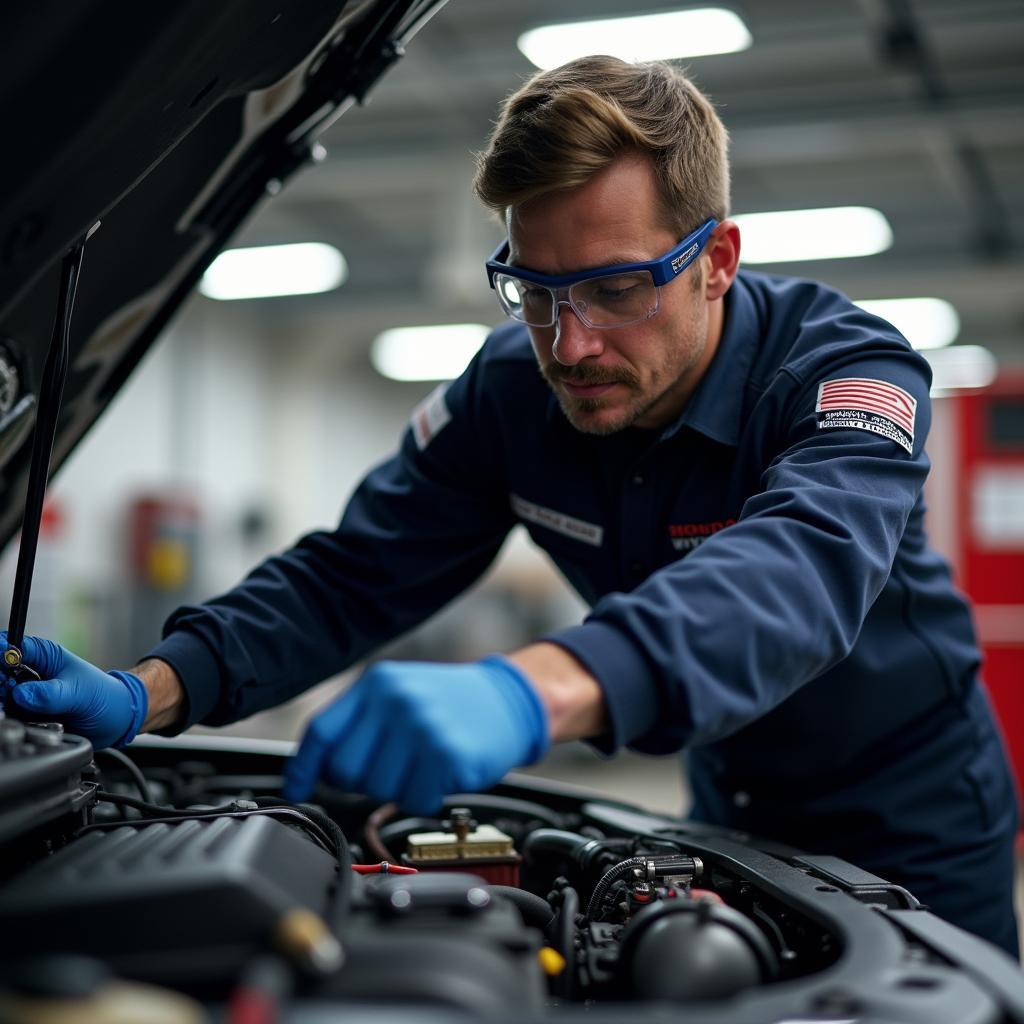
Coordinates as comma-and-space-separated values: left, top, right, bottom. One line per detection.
446, 807, 475, 843
389, 889, 412, 910
467, 887, 490, 909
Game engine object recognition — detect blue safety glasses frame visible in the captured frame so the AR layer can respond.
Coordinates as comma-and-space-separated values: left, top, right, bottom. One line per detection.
485, 217, 718, 329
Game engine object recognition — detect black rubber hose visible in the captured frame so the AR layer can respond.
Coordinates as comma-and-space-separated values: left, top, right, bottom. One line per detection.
95, 790, 238, 818
585, 858, 649, 921
523, 829, 630, 873
488, 885, 554, 931
523, 828, 591, 861
377, 817, 437, 851
94, 748, 152, 803
554, 885, 579, 1001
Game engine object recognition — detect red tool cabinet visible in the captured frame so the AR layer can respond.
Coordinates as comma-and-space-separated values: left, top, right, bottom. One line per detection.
928, 373, 1024, 801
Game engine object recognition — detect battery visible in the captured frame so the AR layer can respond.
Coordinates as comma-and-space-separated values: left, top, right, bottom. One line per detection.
402, 809, 521, 887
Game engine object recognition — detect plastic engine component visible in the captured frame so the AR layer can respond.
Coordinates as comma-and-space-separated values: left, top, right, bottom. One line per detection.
0, 723, 93, 846
617, 898, 779, 1001
331, 872, 547, 1014
0, 814, 338, 985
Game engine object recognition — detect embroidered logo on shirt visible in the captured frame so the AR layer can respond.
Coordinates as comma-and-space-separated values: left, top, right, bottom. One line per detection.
410, 383, 453, 450
511, 494, 603, 547
668, 519, 736, 552
815, 377, 916, 454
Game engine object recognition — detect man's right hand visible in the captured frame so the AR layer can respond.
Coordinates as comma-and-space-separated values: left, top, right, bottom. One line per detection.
0, 633, 148, 749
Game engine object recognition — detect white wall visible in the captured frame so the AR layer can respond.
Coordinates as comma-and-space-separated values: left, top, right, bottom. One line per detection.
48, 310, 282, 597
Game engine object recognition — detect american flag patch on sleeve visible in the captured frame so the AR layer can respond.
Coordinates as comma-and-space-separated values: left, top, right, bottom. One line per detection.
410, 383, 452, 450
815, 377, 917, 454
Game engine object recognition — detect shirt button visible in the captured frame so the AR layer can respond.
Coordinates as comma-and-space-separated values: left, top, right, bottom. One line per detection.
732, 791, 751, 808
632, 474, 645, 485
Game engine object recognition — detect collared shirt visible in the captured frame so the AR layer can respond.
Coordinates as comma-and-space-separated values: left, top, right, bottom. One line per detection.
150, 270, 984, 799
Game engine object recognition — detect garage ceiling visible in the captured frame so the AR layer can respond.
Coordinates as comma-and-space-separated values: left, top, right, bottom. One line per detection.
215, 0, 1024, 370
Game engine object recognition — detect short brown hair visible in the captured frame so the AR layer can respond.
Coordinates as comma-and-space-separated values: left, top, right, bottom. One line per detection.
473, 56, 730, 238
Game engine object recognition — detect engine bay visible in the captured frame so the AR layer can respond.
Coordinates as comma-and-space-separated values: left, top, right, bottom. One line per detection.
0, 727, 1021, 1024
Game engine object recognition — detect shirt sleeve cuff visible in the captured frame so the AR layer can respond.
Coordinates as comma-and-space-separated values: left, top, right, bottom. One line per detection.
543, 620, 663, 755
145, 631, 225, 732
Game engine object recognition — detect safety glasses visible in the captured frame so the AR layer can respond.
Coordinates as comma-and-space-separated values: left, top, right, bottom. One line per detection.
485, 218, 717, 328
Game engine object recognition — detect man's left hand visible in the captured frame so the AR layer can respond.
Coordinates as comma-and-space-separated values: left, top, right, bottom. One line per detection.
283, 657, 549, 812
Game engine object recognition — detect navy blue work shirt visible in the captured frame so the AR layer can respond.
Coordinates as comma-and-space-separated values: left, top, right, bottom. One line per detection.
149, 270, 1017, 938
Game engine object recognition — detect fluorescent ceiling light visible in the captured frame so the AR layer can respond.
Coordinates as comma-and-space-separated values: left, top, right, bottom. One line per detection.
200, 242, 347, 300
923, 345, 997, 396
517, 8, 752, 69
734, 206, 893, 263
854, 298, 960, 350
371, 324, 490, 382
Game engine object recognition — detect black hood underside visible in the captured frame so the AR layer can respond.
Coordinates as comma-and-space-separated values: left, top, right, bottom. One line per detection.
0, 0, 445, 547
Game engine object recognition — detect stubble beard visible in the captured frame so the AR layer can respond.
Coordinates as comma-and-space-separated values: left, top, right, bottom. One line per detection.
542, 323, 704, 437
536, 358, 632, 435
546, 371, 657, 435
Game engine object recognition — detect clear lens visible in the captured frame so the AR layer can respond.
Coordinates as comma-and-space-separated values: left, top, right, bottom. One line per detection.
496, 275, 555, 326
495, 270, 659, 327
571, 271, 658, 326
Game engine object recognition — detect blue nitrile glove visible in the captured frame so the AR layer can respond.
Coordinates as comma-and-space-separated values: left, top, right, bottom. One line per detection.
0, 632, 148, 749
283, 657, 549, 813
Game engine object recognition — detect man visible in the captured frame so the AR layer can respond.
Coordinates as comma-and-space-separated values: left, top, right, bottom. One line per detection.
1, 57, 1018, 955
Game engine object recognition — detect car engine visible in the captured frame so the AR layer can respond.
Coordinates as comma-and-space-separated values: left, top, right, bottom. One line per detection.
0, 724, 1021, 1024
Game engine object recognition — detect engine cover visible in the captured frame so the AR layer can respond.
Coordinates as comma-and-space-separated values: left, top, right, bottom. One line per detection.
0, 814, 337, 985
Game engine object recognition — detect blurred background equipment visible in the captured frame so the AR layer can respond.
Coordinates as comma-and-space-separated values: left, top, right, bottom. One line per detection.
926, 374, 1024, 801
125, 494, 202, 663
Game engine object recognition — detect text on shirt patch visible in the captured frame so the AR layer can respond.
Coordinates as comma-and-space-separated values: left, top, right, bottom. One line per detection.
410, 383, 453, 450
815, 377, 916, 454
669, 519, 736, 552
511, 494, 603, 547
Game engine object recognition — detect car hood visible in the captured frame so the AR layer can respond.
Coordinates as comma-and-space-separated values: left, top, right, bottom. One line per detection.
0, 0, 445, 548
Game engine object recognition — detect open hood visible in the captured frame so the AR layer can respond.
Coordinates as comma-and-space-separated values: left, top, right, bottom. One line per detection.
0, 0, 446, 551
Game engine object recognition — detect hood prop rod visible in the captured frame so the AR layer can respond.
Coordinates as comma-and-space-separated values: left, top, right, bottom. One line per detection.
4, 224, 99, 681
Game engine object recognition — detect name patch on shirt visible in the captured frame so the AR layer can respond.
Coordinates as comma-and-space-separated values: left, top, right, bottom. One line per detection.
815, 377, 916, 454
410, 383, 452, 450
668, 519, 736, 552
511, 494, 603, 547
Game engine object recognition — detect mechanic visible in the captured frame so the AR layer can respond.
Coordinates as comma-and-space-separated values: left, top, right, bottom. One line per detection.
0, 56, 1018, 956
